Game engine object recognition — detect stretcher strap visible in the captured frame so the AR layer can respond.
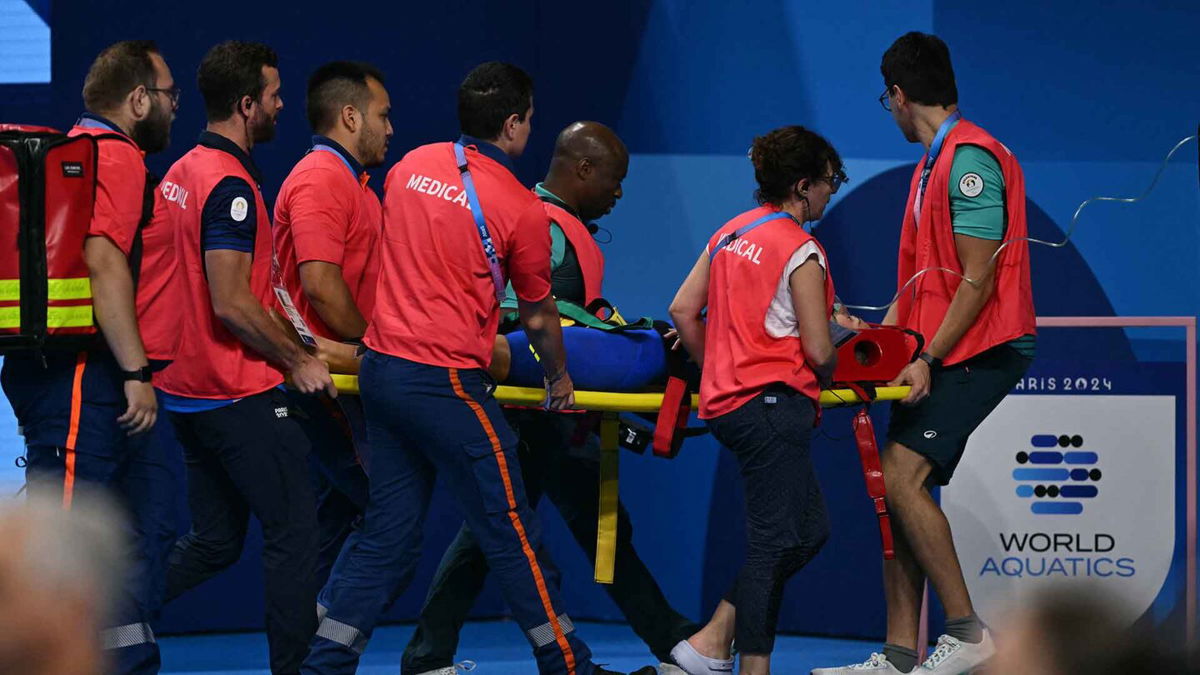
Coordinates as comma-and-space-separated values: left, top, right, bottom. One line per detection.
853, 407, 895, 560
595, 412, 619, 584
652, 376, 691, 458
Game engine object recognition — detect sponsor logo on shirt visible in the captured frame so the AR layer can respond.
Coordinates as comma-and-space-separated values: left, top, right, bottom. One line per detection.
959, 172, 984, 198
405, 173, 471, 210
230, 196, 249, 222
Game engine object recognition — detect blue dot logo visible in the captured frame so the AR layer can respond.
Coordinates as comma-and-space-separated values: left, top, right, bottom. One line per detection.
1013, 434, 1099, 515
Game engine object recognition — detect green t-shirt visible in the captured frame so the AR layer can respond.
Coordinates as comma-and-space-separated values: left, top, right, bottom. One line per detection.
946, 138, 1035, 357
949, 144, 1006, 240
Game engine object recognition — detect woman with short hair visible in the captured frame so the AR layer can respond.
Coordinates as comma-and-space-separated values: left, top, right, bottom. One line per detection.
668, 125, 849, 675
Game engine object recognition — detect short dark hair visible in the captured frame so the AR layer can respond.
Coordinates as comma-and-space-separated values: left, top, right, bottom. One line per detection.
880, 32, 958, 107
197, 41, 278, 123
82, 41, 160, 113
457, 62, 533, 140
749, 126, 844, 206
305, 61, 385, 134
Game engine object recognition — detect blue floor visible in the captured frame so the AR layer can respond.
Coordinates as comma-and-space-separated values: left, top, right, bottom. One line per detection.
159, 620, 878, 673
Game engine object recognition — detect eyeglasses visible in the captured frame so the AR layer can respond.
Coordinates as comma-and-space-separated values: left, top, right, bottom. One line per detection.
147, 86, 181, 107
823, 169, 848, 192
878, 86, 892, 112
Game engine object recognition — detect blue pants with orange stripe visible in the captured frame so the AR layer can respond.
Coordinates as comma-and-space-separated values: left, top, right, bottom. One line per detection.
302, 351, 596, 675
1, 350, 179, 675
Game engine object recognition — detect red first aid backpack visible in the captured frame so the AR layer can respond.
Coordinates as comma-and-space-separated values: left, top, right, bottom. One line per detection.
0, 124, 154, 353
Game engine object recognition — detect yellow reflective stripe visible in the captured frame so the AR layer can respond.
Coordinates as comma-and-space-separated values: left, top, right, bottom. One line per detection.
0, 278, 92, 302
47, 306, 93, 328
49, 278, 92, 301
0, 305, 94, 330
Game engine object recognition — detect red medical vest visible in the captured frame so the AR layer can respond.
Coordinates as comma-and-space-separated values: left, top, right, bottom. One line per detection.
895, 119, 1036, 365
700, 206, 835, 419
541, 200, 604, 306
156, 143, 282, 398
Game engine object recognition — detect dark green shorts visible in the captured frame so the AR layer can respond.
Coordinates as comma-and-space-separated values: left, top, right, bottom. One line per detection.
887, 344, 1032, 485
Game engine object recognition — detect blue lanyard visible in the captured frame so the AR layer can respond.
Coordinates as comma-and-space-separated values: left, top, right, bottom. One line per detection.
312, 144, 359, 181
914, 110, 962, 219
453, 142, 507, 304
708, 211, 794, 263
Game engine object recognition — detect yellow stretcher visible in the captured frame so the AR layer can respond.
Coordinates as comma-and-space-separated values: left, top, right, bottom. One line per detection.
330, 374, 910, 584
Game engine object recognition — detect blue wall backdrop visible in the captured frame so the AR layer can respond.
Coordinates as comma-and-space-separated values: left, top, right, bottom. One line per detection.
0, 0, 1196, 643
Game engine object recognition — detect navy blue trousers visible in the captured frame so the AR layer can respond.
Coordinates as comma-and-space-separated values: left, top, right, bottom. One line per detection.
287, 390, 370, 587
706, 386, 830, 654
164, 387, 318, 675
303, 351, 594, 675
1, 350, 179, 675
401, 408, 698, 673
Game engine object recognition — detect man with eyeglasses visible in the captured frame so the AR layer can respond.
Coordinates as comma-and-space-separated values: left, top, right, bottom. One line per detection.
813, 31, 1035, 675
1, 40, 182, 675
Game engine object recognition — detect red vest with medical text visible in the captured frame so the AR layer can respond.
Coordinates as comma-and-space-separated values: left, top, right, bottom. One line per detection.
541, 200, 604, 305
700, 206, 836, 419
156, 145, 282, 398
895, 119, 1036, 366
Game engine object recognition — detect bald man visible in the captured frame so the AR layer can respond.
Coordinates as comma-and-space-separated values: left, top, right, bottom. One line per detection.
401, 122, 697, 675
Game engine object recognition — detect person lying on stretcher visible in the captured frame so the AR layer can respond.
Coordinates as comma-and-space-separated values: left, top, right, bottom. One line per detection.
286, 302, 912, 396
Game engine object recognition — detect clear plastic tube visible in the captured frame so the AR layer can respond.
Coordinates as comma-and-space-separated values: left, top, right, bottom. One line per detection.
843, 134, 1199, 312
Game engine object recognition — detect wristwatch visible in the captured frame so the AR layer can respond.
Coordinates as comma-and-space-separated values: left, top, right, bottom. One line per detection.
917, 352, 943, 370
122, 366, 153, 383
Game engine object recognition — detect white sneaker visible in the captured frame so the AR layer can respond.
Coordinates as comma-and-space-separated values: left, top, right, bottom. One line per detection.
414, 661, 476, 675
811, 652, 907, 674
669, 640, 734, 674
919, 631, 995, 674
658, 664, 689, 674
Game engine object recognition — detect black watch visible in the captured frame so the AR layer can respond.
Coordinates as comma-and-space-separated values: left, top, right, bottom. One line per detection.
917, 352, 943, 370
122, 366, 153, 383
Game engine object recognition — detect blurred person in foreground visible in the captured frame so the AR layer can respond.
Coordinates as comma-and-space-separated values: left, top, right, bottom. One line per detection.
0, 492, 125, 675
987, 587, 1195, 674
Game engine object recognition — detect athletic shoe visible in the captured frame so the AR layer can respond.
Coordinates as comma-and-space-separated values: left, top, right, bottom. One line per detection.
414, 661, 476, 675
811, 652, 909, 674
669, 640, 734, 674
596, 667, 657, 674
659, 663, 689, 674
918, 630, 995, 674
